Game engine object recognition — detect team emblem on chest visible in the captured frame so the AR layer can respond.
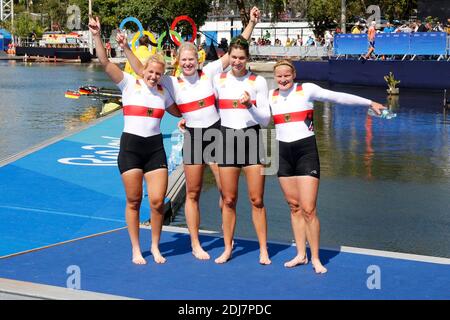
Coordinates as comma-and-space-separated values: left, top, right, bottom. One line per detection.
284, 113, 291, 122
147, 108, 154, 117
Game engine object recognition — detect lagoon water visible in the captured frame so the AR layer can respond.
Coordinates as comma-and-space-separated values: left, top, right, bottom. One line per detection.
1, 61, 449, 258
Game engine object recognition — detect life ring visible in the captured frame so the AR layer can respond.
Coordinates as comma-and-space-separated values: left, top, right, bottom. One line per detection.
170, 15, 197, 46
131, 30, 157, 54
146, 16, 171, 47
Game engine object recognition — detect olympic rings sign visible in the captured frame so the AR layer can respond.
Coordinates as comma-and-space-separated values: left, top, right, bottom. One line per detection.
119, 15, 197, 51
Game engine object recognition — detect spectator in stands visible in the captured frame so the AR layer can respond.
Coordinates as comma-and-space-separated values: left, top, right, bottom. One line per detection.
198, 44, 206, 69
296, 34, 303, 46
383, 22, 395, 33
250, 37, 257, 45
395, 23, 413, 33
324, 30, 333, 49
433, 22, 444, 32
425, 22, 432, 32
105, 41, 112, 58
446, 19, 450, 34
351, 21, 361, 34
305, 35, 315, 46
416, 20, 428, 32
285, 37, 294, 47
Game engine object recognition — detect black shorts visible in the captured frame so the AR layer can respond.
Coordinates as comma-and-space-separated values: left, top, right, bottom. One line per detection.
277, 135, 320, 179
369, 41, 375, 48
183, 120, 221, 165
218, 124, 265, 168
117, 132, 167, 174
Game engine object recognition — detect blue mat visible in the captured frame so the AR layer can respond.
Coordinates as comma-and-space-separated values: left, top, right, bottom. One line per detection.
0, 228, 448, 300
0, 113, 181, 257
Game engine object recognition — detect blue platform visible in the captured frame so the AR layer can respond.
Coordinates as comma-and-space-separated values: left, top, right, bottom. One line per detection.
0, 228, 449, 300
0, 112, 180, 258
1, 107, 449, 300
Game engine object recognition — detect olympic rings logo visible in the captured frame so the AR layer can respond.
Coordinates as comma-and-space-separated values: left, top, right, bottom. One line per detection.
119, 16, 197, 55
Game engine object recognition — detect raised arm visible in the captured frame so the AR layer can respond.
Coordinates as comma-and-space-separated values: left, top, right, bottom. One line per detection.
219, 6, 260, 70
116, 32, 145, 78
88, 16, 123, 84
304, 83, 386, 114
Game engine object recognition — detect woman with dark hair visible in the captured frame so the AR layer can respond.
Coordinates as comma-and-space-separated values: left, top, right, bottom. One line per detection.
213, 36, 272, 265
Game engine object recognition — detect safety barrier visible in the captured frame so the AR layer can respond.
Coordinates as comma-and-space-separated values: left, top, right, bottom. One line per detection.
334, 32, 449, 57
250, 45, 329, 58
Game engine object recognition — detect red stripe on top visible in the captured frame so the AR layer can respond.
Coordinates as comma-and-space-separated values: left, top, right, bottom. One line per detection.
248, 73, 257, 81
123, 105, 165, 119
273, 89, 279, 97
218, 99, 257, 109
219, 72, 227, 79
296, 84, 303, 92
273, 110, 313, 125
177, 94, 216, 113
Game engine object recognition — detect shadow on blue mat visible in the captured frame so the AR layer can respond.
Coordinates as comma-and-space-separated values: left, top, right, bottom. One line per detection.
142, 232, 339, 266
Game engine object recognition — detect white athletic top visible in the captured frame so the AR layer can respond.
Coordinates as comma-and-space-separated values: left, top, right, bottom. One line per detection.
160, 59, 222, 128
117, 72, 174, 138
269, 83, 372, 143
213, 70, 271, 129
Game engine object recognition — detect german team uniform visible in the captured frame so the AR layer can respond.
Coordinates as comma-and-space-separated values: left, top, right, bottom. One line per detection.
116, 72, 174, 174
213, 70, 271, 167
160, 60, 223, 165
269, 83, 372, 178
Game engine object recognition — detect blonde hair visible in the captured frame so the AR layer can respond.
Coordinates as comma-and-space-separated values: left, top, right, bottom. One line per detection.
177, 42, 198, 61
273, 59, 296, 75
143, 52, 166, 71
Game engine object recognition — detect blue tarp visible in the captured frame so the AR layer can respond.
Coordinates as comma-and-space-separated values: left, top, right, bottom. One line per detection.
334, 32, 449, 56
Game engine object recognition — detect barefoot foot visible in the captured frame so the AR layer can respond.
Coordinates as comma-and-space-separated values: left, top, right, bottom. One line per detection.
284, 254, 308, 268
151, 247, 167, 264
192, 246, 210, 260
312, 259, 327, 274
215, 250, 232, 264
132, 249, 147, 265
259, 250, 272, 265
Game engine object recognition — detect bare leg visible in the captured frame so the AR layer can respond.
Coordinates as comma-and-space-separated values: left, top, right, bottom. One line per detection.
208, 163, 223, 211
121, 169, 146, 265
279, 177, 308, 268
215, 166, 240, 264
243, 165, 271, 265
297, 176, 327, 274
144, 168, 168, 264
184, 164, 210, 260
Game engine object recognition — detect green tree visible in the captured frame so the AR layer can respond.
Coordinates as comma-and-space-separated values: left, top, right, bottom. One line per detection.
306, 0, 340, 36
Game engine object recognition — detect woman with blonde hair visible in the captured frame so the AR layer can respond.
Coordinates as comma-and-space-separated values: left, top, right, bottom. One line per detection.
269, 59, 386, 273
89, 16, 181, 265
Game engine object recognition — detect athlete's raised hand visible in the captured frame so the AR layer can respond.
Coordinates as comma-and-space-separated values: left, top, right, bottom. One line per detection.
115, 31, 128, 49
249, 7, 261, 24
88, 16, 101, 37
